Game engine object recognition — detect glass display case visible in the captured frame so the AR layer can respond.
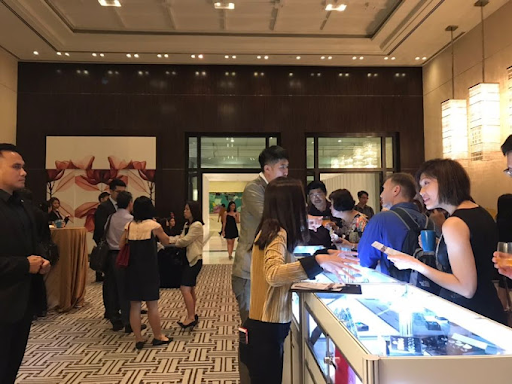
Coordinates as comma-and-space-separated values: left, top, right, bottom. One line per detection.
289, 267, 512, 384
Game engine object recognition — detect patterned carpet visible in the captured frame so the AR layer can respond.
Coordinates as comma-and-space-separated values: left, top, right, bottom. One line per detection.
17, 265, 240, 384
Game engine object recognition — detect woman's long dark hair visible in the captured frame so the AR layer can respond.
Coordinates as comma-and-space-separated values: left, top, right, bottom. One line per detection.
497, 194, 512, 242
254, 177, 309, 253
227, 201, 237, 212
186, 200, 204, 225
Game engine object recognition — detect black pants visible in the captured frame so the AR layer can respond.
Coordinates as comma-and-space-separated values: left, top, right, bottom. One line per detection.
104, 251, 130, 325
239, 318, 291, 384
0, 310, 33, 384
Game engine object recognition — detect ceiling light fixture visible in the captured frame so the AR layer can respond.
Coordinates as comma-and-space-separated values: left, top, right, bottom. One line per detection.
328, 56, 332, 60
133, 53, 139, 58
359, 56, 364, 60
164, 54, 168, 58
225, 55, 229, 59
391, 57, 396, 60
325, 3, 347, 11
214, 2, 235, 10
92, 53, 97, 57
264, 55, 269, 60
352, 56, 357, 60
198, 54, 204, 59
56, 52, 62, 56
33, 51, 39, 55
126, 54, 132, 58
98, 0, 121, 7
415, 57, 420, 60
321, 56, 326, 60
232, 55, 236, 59
157, 54, 162, 58
191, 54, 196, 58
422, 56, 427, 60
257, 55, 262, 59
64, 52, 70, 56
296, 56, 301, 60
100, 53, 105, 57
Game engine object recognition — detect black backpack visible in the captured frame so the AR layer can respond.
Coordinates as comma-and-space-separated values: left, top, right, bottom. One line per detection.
387, 207, 435, 284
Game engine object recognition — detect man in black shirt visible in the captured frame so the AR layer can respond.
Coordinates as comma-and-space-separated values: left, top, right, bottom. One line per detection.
306, 180, 339, 249
0, 143, 51, 384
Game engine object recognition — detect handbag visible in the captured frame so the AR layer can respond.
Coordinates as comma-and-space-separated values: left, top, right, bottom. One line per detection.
116, 222, 132, 268
89, 215, 112, 272
39, 241, 60, 267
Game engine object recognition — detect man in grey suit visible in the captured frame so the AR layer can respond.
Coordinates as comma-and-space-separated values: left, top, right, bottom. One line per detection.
231, 145, 289, 324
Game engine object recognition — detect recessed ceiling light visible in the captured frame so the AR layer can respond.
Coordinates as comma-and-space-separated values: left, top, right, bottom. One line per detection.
415, 57, 420, 60
257, 55, 262, 59
126, 54, 132, 58
100, 53, 105, 57
191, 54, 196, 58
261, 72, 265, 76
338, 140, 342, 142
92, 53, 97, 57
198, 54, 204, 59
164, 54, 168, 58
157, 54, 162, 58
195, 71, 199, 76
296, 56, 301, 60
422, 56, 427, 60
33, 51, 39, 55
232, 55, 236, 59
321, 56, 326, 60
56, 52, 62, 56
264, 55, 269, 60
98, 0, 121, 6
134, 54, 139, 58
391, 57, 396, 60
254, 72, 259, 76
384, 57, 389, 60
231, 72, 236, 76
328, 56, 332, 60
325, 3, 347, 11
289, 73, 293, 77
225, 55, 229, 59
64, 52, 70, 56
352, 56, 357, 60
359, 56, 363, 60
201, 71, 206, 76
214, 2, 235, 10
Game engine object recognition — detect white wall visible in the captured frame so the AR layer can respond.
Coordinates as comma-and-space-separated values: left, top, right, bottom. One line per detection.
0, 47, 17, 143
320, 173, 380, 213
423, 1, 512, 214
209, 181, 248, 193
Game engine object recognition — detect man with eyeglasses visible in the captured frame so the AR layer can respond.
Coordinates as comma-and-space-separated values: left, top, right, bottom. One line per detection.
306, 180, 337, 248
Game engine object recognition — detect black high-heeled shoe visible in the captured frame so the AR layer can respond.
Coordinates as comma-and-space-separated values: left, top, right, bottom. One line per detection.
152, 336, 173, 346
195, 314, 199, 322
135, 340, 146, 350
177, 319, 198, 330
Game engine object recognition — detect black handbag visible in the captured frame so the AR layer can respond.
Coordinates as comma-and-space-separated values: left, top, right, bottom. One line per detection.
89, 216, 112, 272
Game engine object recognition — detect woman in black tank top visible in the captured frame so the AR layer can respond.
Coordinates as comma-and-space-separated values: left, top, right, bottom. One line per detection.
386, 159, 505, 324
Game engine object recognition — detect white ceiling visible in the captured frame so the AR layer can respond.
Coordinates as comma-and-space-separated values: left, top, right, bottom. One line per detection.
0, 0, 509, 66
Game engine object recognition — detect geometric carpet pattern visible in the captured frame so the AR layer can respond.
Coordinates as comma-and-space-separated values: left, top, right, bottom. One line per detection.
17, 265, 241, 384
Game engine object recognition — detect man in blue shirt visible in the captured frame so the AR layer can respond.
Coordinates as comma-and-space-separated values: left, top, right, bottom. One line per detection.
358, 173, 429, 275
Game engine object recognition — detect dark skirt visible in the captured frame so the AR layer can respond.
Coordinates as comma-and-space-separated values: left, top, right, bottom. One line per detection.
125, 238, 160, 302
181, 259, 203, 287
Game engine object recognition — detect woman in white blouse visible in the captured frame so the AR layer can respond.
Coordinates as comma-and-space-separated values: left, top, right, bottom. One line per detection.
169, 201, 204, 330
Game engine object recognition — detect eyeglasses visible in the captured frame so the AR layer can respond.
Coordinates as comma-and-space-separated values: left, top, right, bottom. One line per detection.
309, 192, 325, 198
504, 168, 512, 177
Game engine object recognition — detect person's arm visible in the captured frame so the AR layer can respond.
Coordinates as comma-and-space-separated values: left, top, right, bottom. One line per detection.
221, 212, 227, 236
93, 204, 108, 244
171, 223, 203, 248
357, 219, 382, 269
244, 182, 265, 220
119, 229, 127, 250
153, 225, 170, 246
388, 217, 478, 299
235, 212, 240, 223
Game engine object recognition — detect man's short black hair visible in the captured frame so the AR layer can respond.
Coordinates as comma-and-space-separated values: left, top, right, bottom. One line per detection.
98, 191, 110, 202
502, 135, 512, 156
0, 143, 20, 157
109, 178, 126, 191
116, 191, 133, 209
357, 190, 369, 198
306, 180, 327, 195
258, 145, 288, 171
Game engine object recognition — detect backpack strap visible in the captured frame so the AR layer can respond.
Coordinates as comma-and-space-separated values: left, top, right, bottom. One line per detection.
389, 207, 420, 231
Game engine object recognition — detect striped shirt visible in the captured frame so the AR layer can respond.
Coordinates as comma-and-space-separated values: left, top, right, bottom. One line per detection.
249, 229, 323, 323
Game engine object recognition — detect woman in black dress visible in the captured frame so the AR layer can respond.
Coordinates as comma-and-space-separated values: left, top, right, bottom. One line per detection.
47, 197, 69, 225
387, 159, 505, 324
120, 197, 173, 349
221, 201, 239, 260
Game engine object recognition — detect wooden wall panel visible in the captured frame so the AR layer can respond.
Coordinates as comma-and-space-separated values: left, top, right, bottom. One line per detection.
17, 63, 424, 216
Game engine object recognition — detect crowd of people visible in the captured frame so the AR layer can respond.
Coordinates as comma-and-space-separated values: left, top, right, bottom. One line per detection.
4, 137, 512, 383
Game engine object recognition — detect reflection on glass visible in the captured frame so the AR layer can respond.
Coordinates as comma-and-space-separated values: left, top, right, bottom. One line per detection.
292, 292, 300, 324
201, 137, 265, 168
316, 284, 512, 357
189, 137, 198, 168
307, 175, 314, 184
307, 137, 315, 168
269, 136, 278, 146
385, 137, 394, 168
318, 137, 381, 169
190, 175, 198, 201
